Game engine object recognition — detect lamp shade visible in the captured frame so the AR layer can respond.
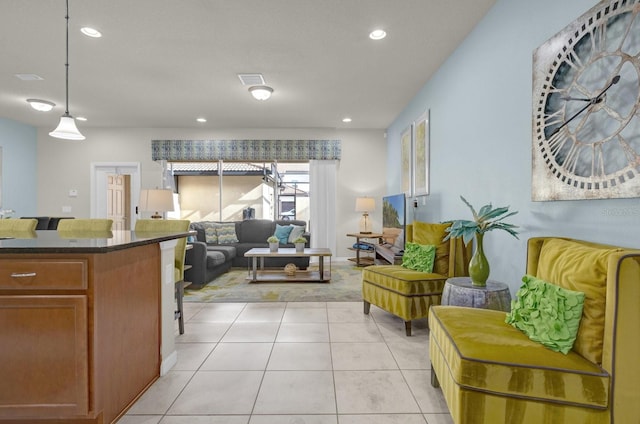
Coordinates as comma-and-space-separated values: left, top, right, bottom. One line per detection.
355, 197, 375, 212
139, 189, 175, 218
49, 115, 86, 140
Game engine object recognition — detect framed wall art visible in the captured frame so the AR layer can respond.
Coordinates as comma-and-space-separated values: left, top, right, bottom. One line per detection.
413, 109, 430, 196
400, 124, 413, 196
532, 0, 640, 201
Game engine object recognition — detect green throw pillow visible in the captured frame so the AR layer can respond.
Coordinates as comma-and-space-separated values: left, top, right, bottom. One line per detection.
216, 223, 239, 244
505, 275, 585, 354
274, 224, 294, 244
401, 242, 436, 273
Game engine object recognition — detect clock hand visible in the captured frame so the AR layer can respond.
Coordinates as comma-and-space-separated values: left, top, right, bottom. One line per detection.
594, 75, 620, 101
560, 76, 620, 102
549, 101, 594, 136
561, 96, 591, 102
550, 75, 620, 136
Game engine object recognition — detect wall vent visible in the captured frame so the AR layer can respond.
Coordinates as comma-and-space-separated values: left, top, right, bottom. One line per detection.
237, 73, 265, 86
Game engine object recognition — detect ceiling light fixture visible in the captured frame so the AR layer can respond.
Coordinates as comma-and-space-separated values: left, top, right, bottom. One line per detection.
342, 117, 352, 123
196, 118, 207, 123
49, 0, 85, 141
27, 99, 55, 112
76, 116, 87, 121
15, 74, 44, 81
369, 29, 387, 40
80, 27, 102, 38
249, 85, 274, 101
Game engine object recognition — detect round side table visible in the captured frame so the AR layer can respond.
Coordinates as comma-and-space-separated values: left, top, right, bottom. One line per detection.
441, 277, 512, 311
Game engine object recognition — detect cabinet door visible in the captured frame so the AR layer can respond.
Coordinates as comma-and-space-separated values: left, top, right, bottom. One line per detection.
0, 295, 88, 417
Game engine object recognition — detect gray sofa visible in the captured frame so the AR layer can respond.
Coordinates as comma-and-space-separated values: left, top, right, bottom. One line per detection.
185, 219, 311, 288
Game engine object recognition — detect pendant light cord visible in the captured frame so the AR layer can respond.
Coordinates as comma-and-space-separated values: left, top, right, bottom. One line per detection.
64, 0, 70, 116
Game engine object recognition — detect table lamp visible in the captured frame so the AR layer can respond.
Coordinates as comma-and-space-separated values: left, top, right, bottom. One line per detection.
139, 189, 175, 219
355, 197, 375, 234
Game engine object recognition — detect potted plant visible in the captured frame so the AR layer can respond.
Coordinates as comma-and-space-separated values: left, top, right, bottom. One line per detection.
293, 236, 307, 253
267, 236, 279, 252
444, 196, 519, 287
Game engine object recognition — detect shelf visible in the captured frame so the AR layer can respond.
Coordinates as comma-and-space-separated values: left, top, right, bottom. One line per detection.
348, 257, 375, 266
246, 269, 331, 283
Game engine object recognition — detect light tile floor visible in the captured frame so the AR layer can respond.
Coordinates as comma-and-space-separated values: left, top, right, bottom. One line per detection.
118, 301, 453, 424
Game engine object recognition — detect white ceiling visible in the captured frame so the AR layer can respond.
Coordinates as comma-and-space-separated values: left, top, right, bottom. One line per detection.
0, 0, 495, 131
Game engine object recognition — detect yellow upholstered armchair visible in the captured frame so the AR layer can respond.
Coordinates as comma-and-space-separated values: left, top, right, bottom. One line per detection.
429, 237, 640, 424
362, 221, 471, 336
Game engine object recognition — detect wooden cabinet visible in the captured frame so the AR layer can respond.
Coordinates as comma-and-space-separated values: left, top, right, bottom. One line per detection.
0, 244, 161, 423
0, 295, 88, 417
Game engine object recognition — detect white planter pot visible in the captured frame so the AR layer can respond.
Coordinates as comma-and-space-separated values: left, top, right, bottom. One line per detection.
269, 242, 278, 252
295, 243, 305, 252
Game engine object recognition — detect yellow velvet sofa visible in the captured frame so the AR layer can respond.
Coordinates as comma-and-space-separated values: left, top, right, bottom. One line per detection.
362, 222, 471, 336
429, 237, 640, 424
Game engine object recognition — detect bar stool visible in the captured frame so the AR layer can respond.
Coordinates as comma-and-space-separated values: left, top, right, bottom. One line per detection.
135, 219, 191, 334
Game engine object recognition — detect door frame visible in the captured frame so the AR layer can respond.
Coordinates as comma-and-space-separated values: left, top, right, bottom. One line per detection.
90, 162, 141, 229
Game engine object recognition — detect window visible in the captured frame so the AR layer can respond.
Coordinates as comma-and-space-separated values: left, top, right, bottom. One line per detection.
169, 161, 309, 225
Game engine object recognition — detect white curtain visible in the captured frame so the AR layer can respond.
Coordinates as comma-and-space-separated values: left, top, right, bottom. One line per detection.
309, 160, 337, 255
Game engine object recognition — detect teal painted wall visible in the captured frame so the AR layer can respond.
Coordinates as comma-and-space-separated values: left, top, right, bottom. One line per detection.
0, 118, 38, 216
387, 0, 640, 291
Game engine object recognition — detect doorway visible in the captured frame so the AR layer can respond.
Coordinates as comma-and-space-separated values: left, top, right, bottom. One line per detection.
107, 174, 130, 230
91, 162, 141, 230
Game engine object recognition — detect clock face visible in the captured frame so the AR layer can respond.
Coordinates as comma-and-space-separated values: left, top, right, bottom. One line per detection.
532, 0, 640, 201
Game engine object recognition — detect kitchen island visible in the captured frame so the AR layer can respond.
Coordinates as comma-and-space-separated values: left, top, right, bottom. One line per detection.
0, 229, 190, 423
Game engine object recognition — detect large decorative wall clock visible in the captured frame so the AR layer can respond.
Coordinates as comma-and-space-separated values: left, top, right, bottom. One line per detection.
532, 0, 640, 201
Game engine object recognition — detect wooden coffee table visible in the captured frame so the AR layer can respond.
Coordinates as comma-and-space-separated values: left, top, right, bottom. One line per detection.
244, 247, 332, 283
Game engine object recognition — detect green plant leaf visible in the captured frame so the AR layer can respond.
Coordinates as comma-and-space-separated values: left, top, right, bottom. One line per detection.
443, 196, 519, 243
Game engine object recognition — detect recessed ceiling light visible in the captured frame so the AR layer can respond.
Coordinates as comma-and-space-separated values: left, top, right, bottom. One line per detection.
15, 73, 44, 81
76, 116, 87, 121
81, 27, 102, 38
342, 117, 352, 123
196, 118, 207, 123
369, 29, 387, 40
26, 99, 55, 112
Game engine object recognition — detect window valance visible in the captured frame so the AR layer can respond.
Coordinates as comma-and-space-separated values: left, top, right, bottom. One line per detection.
151, 139, 341, 161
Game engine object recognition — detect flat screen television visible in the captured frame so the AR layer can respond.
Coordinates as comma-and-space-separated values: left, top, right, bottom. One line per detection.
382, 193, 406, 251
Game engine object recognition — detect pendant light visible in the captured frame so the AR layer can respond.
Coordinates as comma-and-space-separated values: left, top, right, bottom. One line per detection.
49, 0, 85, 141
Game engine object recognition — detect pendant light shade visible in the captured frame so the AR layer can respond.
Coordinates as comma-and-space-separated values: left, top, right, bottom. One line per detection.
50, 114, 86, 140
50, 0, 85, 141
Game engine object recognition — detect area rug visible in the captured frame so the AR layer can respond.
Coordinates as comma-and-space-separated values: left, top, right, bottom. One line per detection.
183, 262, 365, 302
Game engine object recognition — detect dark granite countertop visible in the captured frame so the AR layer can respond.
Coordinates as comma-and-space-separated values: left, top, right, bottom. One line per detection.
0, 230, 191, 254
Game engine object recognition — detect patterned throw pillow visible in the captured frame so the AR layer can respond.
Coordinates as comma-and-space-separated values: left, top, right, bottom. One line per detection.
506, 275, 584, 354
200, 222, 218, 244
274, 224, 294, 244
216, 223, 239, 244
288, 224, 306, 243
401, 242, 436, 273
